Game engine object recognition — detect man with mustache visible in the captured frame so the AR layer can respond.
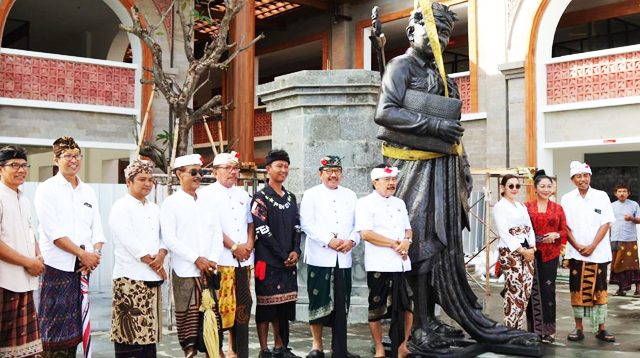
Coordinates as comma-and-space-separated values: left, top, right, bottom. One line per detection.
0, 145, 44, 358
356, 165, 412, 358
299, 156, 359, 358
561, 161, 616, 343
160, 154, 223, 357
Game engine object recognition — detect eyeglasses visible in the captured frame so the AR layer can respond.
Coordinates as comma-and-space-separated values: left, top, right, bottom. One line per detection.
507, 183, 521, 190
188, 168, 205, 177
322, 168, 342, 175
217, 166, 240, 172
1, 163, 31, 170
60, 153, 83, 161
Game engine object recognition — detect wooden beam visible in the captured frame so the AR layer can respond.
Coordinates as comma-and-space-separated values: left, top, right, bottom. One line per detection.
467, 0, 478, 112
289, 0, 331, 11
558, 0, 640, 29
0, 0, 16, 43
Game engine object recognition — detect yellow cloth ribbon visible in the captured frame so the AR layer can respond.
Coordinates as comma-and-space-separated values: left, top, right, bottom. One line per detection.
199, 289, 220, 358
382, 143, 462, 161
416, 0, 449, 97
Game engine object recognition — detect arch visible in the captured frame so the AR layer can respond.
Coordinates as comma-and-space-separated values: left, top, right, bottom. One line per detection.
524, 0, 571, 171
0, 0, 155, 140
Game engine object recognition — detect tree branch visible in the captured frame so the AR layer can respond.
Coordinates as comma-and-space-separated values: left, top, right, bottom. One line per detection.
191, 94, 223, 122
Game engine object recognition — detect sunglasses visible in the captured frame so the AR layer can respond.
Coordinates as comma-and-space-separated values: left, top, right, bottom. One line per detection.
507, 183, 521, 190
188, 168, 205, 177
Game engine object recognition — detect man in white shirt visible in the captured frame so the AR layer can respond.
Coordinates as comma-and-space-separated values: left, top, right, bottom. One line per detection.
300, 156, 359, 358
608, 184, 640, 296
34, 137, 105, 357
160, 154, 223, 358
561, 161, 616, 343
198, 151, 254, 358
109, 159, 167, 357
356, 165, 412, 358
0, 145, 44, 357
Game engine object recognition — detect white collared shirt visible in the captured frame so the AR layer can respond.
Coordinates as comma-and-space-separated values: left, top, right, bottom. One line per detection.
160, 190, 223, 278
355, 191, 411, 272
492, 198, 536, 252
34, 172, 106, 272
0, 182, 38, 292
109, 194, 165, 281
561, 187, 615, 263
300, 184, 359, 268
198, 182, 253, 267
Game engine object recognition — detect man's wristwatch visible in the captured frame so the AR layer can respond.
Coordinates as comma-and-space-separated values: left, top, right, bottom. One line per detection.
231, 243, 238, 252
404, 237, 413, 244
350, 240, 356, 247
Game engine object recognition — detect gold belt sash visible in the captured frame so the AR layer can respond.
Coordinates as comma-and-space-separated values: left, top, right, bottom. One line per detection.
382, 143, 462, 161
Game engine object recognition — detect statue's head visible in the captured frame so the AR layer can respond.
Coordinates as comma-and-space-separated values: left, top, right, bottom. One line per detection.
406, 2, 457, 58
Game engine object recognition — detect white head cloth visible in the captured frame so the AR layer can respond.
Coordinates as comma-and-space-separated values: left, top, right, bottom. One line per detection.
371, 166, 400, 181
213, 151, 240, 166
174, 154, 202, 169
569, 161, 592, 177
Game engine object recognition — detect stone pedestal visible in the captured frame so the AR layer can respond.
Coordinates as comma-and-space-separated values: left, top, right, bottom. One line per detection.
257, 69, 381, 323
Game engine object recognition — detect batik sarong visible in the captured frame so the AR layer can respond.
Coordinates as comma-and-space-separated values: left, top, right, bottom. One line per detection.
216, 266, 252, 330
255, 263, 297, 324
113, 342, 156, 358
307, 265, 352, 324
498, 248, 534, 330
610, 241, 640, 292
39, 265, 82, 351
172, 272, 202, 351
526, 251, 558, 336
569, 259, 608, 332
0, 288, 43, 358
111, 278, 162, 347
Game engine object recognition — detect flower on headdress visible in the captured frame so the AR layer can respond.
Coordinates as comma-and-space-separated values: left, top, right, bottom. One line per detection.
384, 166, 392, 173
231, 151, 241, 159
321, 158, 328, 166
585, 164, 590, 168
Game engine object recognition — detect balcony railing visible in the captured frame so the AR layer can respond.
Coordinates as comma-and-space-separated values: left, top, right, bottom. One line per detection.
546, 45, 640, 107
0, 48, 138, 114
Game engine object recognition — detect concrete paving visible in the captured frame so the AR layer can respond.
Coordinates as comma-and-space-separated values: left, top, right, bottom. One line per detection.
83, 268, 640, 357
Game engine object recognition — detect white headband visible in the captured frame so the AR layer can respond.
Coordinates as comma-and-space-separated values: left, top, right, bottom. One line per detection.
371, 166, 399, 181
569, 161, 592, 177
213, 151, 240, 166
174, 154, 202, 169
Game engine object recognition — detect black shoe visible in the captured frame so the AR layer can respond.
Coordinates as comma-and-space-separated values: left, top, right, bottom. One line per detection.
274, 346, 302, 358
259, 349, 273, 358
330, 351, 360, 358
306, 349, 324, 358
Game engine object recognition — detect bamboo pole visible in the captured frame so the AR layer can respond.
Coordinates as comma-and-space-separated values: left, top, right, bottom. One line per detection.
217, 121, 224, 153
135, 85, 156, 158
202, 118, 219, 156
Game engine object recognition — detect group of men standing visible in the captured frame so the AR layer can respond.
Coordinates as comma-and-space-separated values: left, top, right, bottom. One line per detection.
0, 137, 416, 358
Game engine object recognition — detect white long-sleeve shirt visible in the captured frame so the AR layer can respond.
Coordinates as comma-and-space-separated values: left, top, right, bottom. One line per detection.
198, 182, 253, 267
160, 190, 223, 278
34, 173, 105, 272
109, 194, 165, 281
492, 197, 536, 252
300, 184, 359, 268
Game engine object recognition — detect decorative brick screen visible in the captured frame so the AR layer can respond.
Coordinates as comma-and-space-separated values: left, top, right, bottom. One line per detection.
546, 51, 640, 105
0, 53, 135, 107
453, 74, 471, 114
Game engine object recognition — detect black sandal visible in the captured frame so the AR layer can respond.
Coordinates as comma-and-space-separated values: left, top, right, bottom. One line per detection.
567, 328, 584, 341
595, 330, 615, 342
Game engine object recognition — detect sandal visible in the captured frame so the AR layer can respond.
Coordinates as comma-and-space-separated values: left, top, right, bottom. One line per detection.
567, 328, 584, 341
613, 290, 627, 296
541, 335, 555, 344
595, 330, 615, 342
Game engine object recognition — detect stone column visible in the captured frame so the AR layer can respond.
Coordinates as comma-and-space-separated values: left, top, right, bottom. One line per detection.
257, 69, 381, 323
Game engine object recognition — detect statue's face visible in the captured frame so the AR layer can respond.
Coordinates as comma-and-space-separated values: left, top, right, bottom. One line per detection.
410, 20, 452, 58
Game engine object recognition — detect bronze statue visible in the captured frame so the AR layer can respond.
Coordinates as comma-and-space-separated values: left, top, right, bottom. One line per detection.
374, 2, 539, 355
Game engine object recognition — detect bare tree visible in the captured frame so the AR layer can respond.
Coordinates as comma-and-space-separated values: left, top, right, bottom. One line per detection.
122, 0, 263, 170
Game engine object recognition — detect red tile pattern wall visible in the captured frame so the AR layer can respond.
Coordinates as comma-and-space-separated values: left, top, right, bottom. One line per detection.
193, 108, 272, 145
0, 54, 135, 107
546, 51, 640, 105
453, 74, 471, 114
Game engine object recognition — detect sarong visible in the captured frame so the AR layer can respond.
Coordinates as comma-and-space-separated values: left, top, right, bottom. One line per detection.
110, 278, 162, 346
569, 259, 609, 333
172, 272, 202, 351
216, 266, 252, 358
255, 263, 297, 306
526, 251, 558, 336
114, 342, 156, 358
0, 288, 43, 358
307, 265, 352, 324
39, 265, 82, 351
498, 248, 534, 330
610, 241, 640, 291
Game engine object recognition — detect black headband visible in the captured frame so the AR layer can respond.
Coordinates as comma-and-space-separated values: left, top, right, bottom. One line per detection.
0, 146, 27, 163
265, 149, 290, 166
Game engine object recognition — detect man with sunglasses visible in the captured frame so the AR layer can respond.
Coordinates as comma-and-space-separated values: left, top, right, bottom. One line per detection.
160, 154, 223, 358
0, 145, 44, 357
34, 136, 105, 358
299, 156, 359, 358
198, 151, 254, 358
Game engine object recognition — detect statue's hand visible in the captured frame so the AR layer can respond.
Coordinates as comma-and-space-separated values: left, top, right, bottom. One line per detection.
433, 119, 464, 144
